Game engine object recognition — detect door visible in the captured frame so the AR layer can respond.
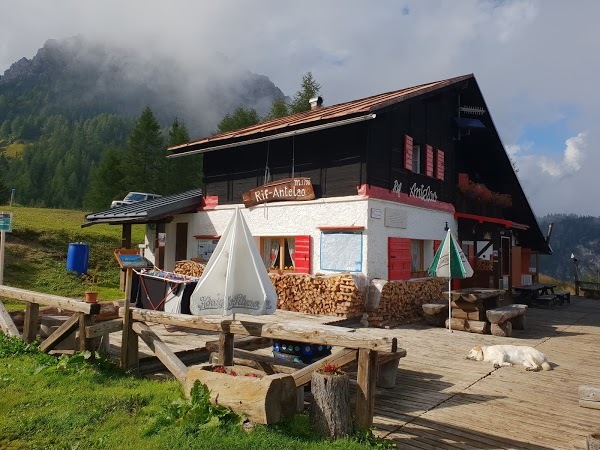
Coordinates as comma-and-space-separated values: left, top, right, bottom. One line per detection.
388, 237, 411, 281
175, 223, 188, 262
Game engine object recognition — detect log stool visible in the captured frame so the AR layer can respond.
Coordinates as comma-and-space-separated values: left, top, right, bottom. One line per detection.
486, 304, 528, 337
422, 303, 448, 327
555, 291, 571, 305
376, 352, 406, 388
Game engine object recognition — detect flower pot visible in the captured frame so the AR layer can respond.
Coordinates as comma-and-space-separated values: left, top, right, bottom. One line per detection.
85, 292, 99, 303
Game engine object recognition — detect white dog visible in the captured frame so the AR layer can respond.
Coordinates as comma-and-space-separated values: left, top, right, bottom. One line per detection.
467, 345, 552, 371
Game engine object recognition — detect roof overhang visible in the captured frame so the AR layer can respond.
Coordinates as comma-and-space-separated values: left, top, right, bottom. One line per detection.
83, 189, 203, 227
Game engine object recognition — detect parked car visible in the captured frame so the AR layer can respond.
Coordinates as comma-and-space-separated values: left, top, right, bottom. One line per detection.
110, 192, 162, 208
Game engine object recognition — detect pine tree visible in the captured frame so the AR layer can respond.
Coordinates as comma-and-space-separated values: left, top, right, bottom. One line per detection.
164, 118, 203, 194
266, 98, 289, 120
83, 148, 126, 210
217, 106, 261, 134
122, 107, 166, 194
289, 72, 321, 114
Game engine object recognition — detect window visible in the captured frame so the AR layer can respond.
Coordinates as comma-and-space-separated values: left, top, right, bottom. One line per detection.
261, 237, 295, 271
412, 145, 422, 174
411, 240, 424, 272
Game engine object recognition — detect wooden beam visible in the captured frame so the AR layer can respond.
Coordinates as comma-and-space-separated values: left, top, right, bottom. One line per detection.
356, 348, 377, 428
0, 285, 100, 314
121, 269, 138, 372
132, 322, 188, 383
0, 300, 21, 339
219, 332, 234, 366
86, 318, 123, 339
292, 349, 358, 388
23, 302, 39, 343
123, 308, 398, 353
39, 314, 79, 353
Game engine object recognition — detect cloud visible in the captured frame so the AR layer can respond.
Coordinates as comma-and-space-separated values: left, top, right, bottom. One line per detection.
1, 0, 599, 215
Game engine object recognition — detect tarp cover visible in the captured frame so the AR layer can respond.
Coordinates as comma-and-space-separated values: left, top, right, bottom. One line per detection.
189, 208, 277, 316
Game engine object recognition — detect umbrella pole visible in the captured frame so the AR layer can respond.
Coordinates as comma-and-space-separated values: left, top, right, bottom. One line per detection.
448, 278, 452, 332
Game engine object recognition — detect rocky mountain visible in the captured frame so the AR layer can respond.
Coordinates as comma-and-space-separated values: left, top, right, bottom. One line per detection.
0, 35, 285, 135
538, 214, 600, 282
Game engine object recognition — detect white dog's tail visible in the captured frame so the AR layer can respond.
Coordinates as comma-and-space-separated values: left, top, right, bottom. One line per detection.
542, 362, 552, 371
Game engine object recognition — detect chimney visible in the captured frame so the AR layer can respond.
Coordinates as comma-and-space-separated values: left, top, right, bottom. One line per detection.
309, 96, 323, 110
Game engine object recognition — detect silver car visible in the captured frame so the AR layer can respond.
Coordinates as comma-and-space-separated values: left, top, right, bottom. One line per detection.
110, 192, 162, 208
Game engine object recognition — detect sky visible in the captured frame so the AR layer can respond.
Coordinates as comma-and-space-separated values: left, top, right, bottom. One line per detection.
0, 0, 598, 217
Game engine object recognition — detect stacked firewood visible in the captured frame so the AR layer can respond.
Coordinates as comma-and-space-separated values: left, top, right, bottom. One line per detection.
269, 274, 365, 319
368, 278, 445, 328
173, 260, 205, 277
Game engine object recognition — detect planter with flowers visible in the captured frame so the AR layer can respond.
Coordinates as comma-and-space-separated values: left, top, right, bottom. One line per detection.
183, 363, 296, 424
81, 266, 101, 303
310, 364, 353, 438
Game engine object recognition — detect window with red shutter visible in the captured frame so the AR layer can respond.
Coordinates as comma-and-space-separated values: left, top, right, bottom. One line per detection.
294, 235, 311, 274
404, 135, 413, 171
433, 240, 442, 254
436, 149, 445, 180
426, 145, 434, 177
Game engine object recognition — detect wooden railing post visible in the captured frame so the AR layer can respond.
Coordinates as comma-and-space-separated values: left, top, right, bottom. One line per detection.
121, 269, 138, 373
356, 348, 377, 428
78, 313, 95, 357
23, 302, 39, 343
219, 332, 234, 367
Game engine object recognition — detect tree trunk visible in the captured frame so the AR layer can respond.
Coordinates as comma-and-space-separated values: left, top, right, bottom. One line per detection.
310, 371, 353, 438
491, 321, 512, 337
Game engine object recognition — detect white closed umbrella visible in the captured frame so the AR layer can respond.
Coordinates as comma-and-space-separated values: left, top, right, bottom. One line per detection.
189, 208, 277, 319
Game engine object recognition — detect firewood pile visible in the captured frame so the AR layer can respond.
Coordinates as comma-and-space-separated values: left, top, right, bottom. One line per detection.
476, 259, 494, 271
368, 278, 445, 328
269, 273, 365, 319
173, 260, 205, 277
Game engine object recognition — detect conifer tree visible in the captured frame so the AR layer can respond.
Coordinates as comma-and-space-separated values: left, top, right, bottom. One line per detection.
289, 72, 321, 114
165, 118, 203, 194
217, 106, 260, 133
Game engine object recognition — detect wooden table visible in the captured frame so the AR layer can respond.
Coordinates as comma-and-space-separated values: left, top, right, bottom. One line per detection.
442, 288, 505, 333
513, 283, 556, 305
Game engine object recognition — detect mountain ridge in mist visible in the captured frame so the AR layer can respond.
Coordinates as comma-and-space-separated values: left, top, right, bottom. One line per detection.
0, 35, 286, 136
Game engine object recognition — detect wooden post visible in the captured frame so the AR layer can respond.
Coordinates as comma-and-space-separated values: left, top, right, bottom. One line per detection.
78, 313, 95, 357
356, 348, 377, 428
23, 302, 39, 343
573, 256, 580, 296
121, 268, 138, 373
219, 332, 234, 366
0, 300, 21, 338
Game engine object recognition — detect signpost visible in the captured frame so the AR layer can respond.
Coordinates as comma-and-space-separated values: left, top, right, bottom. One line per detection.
0, 212, 13, 285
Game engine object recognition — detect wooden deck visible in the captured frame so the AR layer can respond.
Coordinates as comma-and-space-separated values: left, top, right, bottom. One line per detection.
374, 296, 600, 449
105, 299, 600, 448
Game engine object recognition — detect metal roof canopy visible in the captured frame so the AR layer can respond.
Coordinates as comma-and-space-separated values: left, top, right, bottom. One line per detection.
83, 189, 203, 227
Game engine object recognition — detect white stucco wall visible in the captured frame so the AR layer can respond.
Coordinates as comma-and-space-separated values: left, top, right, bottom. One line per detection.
151, 195, 456, 280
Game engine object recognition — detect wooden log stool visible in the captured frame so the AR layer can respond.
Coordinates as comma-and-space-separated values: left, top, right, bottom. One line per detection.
486, 304, 528, 337
554, 291, 571, 305
422, 303, 448, 327
376, 352, 406, 388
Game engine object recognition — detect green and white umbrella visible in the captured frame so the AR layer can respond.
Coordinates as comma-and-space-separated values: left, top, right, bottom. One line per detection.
428, 229, 474, 331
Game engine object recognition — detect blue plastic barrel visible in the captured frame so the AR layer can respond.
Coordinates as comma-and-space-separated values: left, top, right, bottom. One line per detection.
66, 243, 89, 275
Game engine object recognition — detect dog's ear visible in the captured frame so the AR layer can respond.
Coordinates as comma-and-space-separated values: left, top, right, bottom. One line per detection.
476, 347, 484, 361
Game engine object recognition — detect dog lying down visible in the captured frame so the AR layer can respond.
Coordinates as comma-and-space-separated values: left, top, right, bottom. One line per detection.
467, 345, 552, 371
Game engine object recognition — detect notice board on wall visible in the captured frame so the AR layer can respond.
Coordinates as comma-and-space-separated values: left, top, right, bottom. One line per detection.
320, 232, 362, 272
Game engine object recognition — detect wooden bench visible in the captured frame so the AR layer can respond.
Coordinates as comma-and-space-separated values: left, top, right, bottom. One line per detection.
422, 303, 448, 327
554, 291, 571, 305
534, 294, 558, 309
486, 304, 528, 337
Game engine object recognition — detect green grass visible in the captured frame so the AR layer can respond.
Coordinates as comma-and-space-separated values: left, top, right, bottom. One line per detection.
0, 205, 145, 304
0, 335, 390, 450
538, 273, 576, 294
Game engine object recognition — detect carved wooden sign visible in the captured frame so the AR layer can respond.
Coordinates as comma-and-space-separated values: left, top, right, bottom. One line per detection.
242, 177, 315, 208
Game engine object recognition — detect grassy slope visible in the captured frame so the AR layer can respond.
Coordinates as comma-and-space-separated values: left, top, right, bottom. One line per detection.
1, 205, 145, 305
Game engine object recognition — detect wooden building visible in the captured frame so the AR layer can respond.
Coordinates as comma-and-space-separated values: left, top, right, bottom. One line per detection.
163, 74, 550, 292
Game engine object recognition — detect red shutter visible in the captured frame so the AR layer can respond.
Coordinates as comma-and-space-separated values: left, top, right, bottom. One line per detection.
404, 135, 413, 171
433, 240, 442, 254
388, 237, 411, 281
294, 235, 311, 274
426, 145, 434, 177
436, 149, 445, 180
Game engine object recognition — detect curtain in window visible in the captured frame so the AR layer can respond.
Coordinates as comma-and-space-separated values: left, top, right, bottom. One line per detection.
263, 238, 279, 269
286, 237, 296, 268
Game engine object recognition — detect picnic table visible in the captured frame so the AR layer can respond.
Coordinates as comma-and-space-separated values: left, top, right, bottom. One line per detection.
440, 288, 505, 333
513, 283, 556, 305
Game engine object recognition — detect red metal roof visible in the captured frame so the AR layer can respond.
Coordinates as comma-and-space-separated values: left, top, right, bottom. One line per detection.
169, 73, 474, 154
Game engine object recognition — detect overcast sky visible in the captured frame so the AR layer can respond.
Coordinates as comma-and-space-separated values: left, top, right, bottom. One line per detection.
1, 0, 598, 217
